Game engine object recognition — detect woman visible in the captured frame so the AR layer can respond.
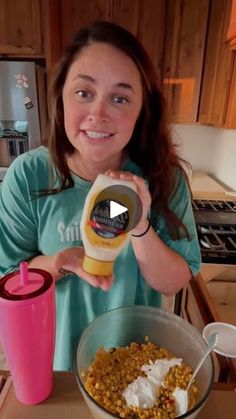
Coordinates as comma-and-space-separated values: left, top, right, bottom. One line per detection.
0, 21, 201, 370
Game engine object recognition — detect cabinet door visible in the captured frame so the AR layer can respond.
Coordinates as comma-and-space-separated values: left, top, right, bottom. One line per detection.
112, 0, 166, 82
205, 280, 236, 326
0, 0, 42, 56
61, 0, 112, 51
226, 54, 236, 128
59, 0, 166, 83
162, 0, 209, 123
181, 280, 211, 332
112, 0, 139, 34
198, 0, 235, 127
181, 279, 231, 382
137, 0, 166, 83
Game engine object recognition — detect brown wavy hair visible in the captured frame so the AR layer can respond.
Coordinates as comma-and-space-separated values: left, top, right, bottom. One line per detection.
46, 20, 190, 239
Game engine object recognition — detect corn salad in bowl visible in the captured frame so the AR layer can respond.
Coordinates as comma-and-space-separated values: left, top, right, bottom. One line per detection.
75, 306, 214, 419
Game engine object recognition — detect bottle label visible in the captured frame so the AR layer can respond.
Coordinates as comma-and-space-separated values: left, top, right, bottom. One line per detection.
89, 199, 129, 238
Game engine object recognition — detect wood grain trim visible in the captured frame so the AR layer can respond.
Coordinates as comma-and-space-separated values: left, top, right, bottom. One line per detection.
226, 52, 236, 128
43, 0, 62, 73
0, 377, 12, 410
193, 273, 234, 381
193, 274, 221, 321
212, 382, 236, 391
190, 274, 217, 323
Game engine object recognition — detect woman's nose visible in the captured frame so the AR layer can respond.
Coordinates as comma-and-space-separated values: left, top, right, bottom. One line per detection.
87, 98, 108, 122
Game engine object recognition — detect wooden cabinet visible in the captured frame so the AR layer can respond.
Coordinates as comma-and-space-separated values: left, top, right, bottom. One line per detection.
59, 0, 166, 82
181, 277, 215, 330
53, 0, 236, 128
162, 0, 209, 123
0, 0, 43, 57
181, 274, 236, 383
162, 0, 236, 128
0, 0, 235, 128
227, 0, 236, 49
225, 53, 236, 128
136, 0, 166, 81
205, 280, 236, 325
113, 0, 166, 82
110, 0, 139, 34
60, 0, 112, 51
198, 0, 236, 128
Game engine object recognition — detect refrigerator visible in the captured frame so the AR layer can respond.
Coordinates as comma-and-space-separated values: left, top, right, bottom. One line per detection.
0, 61, 44, 181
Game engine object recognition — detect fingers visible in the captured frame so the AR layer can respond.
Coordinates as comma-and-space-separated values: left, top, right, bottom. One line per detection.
105, 169, 134, 181
82, 273, 114, 292
77, 270, 114, 291
62, 263, 100, 288
104, 170, 149, 196
61, 262, 114, 291
54, 247, 115, 291
97, 273, 115, 291
133, 176, 152, 205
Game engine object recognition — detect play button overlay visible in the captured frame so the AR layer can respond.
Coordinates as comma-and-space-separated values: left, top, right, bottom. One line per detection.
90, 185, 143, 238
110, 201, 128, 219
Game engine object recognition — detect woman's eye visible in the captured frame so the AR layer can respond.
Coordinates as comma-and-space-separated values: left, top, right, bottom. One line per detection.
75, 90, 92, 99
113, 95, 129, 105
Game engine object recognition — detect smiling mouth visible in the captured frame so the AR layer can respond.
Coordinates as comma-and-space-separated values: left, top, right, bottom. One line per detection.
83, 130, 114, 139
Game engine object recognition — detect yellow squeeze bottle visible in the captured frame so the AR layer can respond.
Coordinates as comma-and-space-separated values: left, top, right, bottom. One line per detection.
80, 174, 137, 276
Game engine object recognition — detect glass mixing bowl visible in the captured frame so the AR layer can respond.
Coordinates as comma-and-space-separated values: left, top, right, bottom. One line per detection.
75, 306, 214, 419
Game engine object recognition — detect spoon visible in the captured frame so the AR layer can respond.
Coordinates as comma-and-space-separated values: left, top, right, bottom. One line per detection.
176, 332, 218, 416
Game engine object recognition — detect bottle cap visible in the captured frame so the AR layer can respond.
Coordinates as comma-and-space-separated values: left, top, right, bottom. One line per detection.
83, 255, 113, 276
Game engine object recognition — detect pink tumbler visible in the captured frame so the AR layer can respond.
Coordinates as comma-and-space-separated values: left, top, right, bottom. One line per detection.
0, 262, 56, 404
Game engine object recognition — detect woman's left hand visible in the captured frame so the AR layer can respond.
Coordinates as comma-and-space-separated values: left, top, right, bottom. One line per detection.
104, 170, 151, 234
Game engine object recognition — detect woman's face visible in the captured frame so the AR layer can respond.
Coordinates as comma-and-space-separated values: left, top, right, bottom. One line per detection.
62, 42, 143, 164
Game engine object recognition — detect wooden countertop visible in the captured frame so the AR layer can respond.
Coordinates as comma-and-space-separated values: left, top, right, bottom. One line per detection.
0, 372, 235, 418
190, 171, 236, 200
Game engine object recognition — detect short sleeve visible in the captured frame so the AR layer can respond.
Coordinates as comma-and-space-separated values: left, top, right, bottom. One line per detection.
151, 170, 201, 276
0, 156, 38, 276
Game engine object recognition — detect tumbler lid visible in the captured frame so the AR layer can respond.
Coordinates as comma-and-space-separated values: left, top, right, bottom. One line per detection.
0, 264, 53, 300
4, 272, 44, 295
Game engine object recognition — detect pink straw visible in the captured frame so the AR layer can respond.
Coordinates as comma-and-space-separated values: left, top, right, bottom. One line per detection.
20, 262, 29, 286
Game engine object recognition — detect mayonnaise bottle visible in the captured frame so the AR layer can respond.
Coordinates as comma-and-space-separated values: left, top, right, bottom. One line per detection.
80, 174, 138, 276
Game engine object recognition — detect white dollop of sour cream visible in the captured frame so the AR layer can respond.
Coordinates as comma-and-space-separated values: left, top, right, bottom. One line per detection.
173, 387, 188, 416
122, 358, 183, 409
121, 376, 158, 409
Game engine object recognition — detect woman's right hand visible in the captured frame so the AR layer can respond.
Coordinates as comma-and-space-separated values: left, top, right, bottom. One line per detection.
53, 247, 114, 291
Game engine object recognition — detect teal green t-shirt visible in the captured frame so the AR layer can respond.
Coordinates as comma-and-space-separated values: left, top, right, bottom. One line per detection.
0, 147, 201, 370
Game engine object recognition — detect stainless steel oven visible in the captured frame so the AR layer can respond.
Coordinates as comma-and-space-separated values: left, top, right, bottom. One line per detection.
192, 199, 236, 265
